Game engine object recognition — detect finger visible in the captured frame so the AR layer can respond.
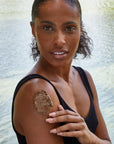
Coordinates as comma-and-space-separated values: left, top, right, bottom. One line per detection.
50, 122, 84, 134
46, 114, 84, 123
49, 109, 79, 118
58, 105, 64, 111
57, 130, 83, 138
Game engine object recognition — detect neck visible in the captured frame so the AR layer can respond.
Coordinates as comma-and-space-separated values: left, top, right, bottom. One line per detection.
38, 58, 73, 83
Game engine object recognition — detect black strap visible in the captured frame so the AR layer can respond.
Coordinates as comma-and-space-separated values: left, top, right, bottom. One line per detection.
12, 66, 94, 130
12, 67, 93, 111
12, 74, 62, 125
13, 74, 57, 98
74, 66, 93, 99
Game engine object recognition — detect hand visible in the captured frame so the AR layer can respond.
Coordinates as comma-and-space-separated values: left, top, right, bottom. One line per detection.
46, 105, 93, 144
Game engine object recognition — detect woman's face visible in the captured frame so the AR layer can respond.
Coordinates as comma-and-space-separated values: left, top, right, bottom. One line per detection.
31, 0, 81, 67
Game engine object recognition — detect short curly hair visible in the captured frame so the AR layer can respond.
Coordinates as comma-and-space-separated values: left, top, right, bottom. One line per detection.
31, 0, 93, 61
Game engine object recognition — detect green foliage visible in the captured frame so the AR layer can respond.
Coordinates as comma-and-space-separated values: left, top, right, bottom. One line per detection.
99, 0, 114, 14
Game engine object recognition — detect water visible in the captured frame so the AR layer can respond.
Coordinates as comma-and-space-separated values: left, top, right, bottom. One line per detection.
0, 0, 114, 143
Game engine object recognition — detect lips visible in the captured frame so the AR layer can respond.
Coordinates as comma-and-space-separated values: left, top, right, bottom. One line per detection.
53, 51, 66, 55
51, 50, 68, 59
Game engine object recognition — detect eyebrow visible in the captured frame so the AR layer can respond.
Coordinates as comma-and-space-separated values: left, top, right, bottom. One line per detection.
40, 21, 55, 26
40, 21, 77, 26
64, 21, 78, 25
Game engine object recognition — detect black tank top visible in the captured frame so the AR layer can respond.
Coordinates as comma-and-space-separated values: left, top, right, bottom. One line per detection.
12, 67, 98, 144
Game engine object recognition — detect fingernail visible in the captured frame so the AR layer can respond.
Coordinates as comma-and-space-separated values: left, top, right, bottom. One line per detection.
57, 132, 63, 136
49, 112, 56, 117
46, 118, 53, 123
50, 129, 57, 134
59, 105, 64, 109
59, 105, 62, 108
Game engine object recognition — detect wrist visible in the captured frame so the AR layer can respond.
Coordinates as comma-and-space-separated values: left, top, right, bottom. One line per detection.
88, 132, 98, 144
88, 133, 110, 144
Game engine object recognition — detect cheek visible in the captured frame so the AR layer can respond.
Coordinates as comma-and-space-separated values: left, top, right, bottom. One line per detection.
67, 34, 80, 51
36, 34, 52, 53
35, 33, 46, 49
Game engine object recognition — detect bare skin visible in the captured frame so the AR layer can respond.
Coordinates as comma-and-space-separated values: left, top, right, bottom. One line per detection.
13, 0, 111, 144
47, 105, 111, 144
33, 90, 53, 115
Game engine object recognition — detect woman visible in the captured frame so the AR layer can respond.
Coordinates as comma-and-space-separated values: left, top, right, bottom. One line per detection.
12, 0, 111, 143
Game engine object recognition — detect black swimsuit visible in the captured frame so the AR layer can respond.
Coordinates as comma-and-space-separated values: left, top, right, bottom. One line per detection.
12, 67, 98, 144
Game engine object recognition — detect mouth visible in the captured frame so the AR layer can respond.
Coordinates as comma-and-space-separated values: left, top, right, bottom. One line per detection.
53, 51, 66, 55
51, 51, 68, 59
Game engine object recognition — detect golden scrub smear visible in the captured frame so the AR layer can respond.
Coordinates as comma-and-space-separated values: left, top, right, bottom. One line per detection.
33, 90, 53, 115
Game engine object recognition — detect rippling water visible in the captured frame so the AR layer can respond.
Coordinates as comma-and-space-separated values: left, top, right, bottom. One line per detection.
0, 0, 114, 143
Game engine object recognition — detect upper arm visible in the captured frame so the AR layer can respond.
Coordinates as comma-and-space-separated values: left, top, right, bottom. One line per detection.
14, 79, 64, 144
85, 70, 111, 141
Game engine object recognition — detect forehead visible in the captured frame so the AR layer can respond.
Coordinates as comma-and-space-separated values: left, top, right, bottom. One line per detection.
37, 0, 80, 22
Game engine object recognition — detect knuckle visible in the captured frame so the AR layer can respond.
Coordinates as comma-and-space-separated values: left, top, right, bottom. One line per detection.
81, 123, 85, 129
74, 112, 79, 116
71, 123, 75, 128
65, 115, 70, 120
80, 116, 84, 122
53, 118, 57, 122
65, 110, 69, 114
68, 123, 73, 129
56, 127, 61, 132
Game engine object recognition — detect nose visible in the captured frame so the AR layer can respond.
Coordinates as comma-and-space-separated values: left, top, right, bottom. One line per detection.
54, 31, 66, 48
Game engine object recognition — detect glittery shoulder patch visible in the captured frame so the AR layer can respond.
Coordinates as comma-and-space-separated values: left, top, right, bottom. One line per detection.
33, 90, 53, 115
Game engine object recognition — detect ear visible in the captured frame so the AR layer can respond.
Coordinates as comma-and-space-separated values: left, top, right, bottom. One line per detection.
30, 21, 36, 37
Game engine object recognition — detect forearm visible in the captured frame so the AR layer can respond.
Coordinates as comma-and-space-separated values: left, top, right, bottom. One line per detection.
90, 133, 111, 144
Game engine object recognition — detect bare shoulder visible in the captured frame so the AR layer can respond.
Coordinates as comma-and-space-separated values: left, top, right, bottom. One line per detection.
15, 77, 60, 106
13, 77, 63, 144
84, 70, 95, 86
84, 69, 98, 101
14, 77, 60, 119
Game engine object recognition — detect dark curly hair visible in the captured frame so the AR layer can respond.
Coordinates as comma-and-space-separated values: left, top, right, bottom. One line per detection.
31, 0, 93, 61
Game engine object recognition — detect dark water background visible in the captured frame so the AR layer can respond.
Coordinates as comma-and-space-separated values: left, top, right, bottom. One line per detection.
0, 0, 114, 143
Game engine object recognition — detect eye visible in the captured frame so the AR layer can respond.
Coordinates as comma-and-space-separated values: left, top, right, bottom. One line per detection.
65, 26, 76, 32
42, 25, 54, 32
